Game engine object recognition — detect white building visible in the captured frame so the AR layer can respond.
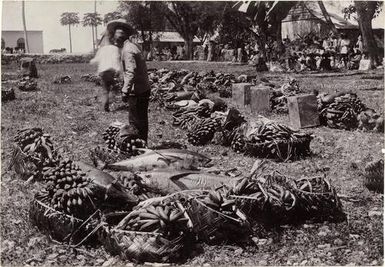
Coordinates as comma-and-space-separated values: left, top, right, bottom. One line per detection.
2, 30, 44, 53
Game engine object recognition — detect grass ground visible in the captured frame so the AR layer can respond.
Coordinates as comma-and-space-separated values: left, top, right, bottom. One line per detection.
1, 61, 384, 266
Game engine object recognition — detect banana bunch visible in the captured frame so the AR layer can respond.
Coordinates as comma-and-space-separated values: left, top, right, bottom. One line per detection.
2, 86, 15, 102
116, 174, 161, 201
53, 75, 72, 84
218, 86, 232, 98
81, 73, 102, 85
18, 77, 37, 91
232, 178, 264, 196
103, 125, 121, 148
42, 159, 95, 217
119, 137, 147, 155
118, 202, 191, 239
173, 113, 201, 131
197, 81, 218, 93
89, 146, 130, 168
295, 177, 332, 194
103, 125, 146, 154
187, 117, 222, 146
319, 93, 367, 130
364, 159, 384, 193
230, 130, 246, 153
12, 128, 60, 179
265, 184, 296, 211
200, 191, 237, 215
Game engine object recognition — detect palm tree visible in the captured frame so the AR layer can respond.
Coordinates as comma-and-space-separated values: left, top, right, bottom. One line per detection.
21, 0, 30, 53
60, 12, 80, 53
103, 11, 123, 25
83, 12, 103, 52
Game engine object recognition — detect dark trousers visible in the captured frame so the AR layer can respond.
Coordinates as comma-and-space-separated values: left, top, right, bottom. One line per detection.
99, 69, 116, 111
128, 91, 150, 142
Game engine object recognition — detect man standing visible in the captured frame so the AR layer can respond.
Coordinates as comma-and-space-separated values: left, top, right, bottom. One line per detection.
107, 19, 151, 143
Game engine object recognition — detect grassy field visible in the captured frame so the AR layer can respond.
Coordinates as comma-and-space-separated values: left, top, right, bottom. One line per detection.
1, 61, 384, 266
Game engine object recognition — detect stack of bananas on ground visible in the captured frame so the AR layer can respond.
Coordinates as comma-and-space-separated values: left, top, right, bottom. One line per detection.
38, 159, 96, 219
318, 93, 367, 130
115, 173, 162, 201
244, 122, 313, 161
81, 73, 102, 85
1, 85, 16, 102
116, 201, 193, 239
11, 128, 60, 180
363, 159, 384, 193
53, 75, 72, 84
187, 117, 223, 146
17, 77, 38, 91
270, 79, 302, 113
102, 123, 147, 155
38, 159, 139, 219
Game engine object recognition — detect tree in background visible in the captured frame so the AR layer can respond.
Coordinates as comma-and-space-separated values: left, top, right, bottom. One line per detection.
103, 11, 123, 25
21, 0, 30, 53
83, 12, 103, 52
118, 1, 165, 52
343, 1, 383, 68
60, 12, 80, 53
154, 1, 223, 60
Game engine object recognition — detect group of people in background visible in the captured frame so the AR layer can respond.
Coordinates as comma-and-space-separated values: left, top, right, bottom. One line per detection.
144, 32, 371, 72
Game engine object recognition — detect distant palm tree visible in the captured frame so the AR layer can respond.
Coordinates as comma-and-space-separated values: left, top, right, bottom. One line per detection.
21, 0, 30, 53
60, 12, 80, 53
103, 11, 123, 25
83, 12, 103, 52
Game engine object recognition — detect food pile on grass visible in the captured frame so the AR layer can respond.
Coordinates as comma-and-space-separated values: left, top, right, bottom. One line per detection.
8, 124, 349, 264
317, 92, 384, 132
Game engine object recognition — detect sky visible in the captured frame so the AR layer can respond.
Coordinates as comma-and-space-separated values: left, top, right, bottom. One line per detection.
1, 1, 384, 54
1, 0, 120, 53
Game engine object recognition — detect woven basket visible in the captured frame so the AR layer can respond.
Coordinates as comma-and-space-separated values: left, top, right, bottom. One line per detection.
185, 195, 251, 244
293, 177, 345, 222
29, 197, 98, 244
364, 159, 384, 193
99, 228, 191, 263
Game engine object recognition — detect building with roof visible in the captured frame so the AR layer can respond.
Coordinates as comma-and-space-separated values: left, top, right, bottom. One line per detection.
1, 30, 44, 53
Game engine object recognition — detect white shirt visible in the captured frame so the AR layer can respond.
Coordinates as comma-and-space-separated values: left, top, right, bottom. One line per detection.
90, 45, 122, 73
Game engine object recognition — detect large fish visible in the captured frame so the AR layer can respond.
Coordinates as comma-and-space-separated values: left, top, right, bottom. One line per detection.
106, 149, 212, 172
136, 169, 241, 194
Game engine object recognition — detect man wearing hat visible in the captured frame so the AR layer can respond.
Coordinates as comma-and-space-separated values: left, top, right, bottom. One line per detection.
107, 19, 151, 143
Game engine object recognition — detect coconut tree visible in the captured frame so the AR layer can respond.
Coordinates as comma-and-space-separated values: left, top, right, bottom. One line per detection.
103, 11, 123, 25
60, 12, 80, 53
83, 12, 103, 52
21, 0, 30, 53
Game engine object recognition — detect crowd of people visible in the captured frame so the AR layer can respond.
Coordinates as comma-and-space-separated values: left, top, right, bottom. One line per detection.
146, 32, 374, 72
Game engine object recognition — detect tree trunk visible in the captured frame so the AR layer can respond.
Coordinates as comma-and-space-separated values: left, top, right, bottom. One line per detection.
94, 0, 98, 44
184, 36, 193, 60
69, 24, 72, 53
21, 0, 30, 53
355, 1, 378, 68
317, 1, 337, 34
91, 25, 95, 52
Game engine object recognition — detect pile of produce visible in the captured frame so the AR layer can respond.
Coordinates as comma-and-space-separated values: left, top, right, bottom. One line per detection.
149, 68, 236, 105
10, 128, 60, 180
270, 78, 302, 113
1, 53, 94, 64
81, 73, 102, 85
18, 77, 38, 91
8, 124, 346, 263
364, 159, 384, 193
318, 92, 383, 132
53, 75, 72, 84
1, 83, 16, 102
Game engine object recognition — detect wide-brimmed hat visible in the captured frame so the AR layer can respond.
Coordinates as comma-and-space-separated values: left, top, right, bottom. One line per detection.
106, 19, 137, 36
